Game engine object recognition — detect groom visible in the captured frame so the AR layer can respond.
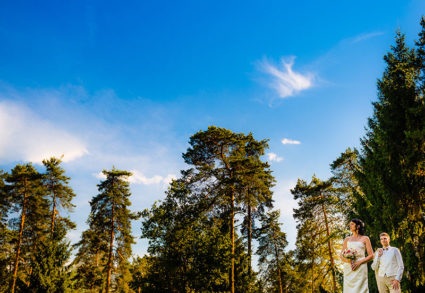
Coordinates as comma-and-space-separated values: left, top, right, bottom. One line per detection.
371, 232, 404, 293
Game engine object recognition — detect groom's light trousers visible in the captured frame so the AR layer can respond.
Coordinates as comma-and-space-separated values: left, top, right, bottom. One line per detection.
376, 275, 401, 293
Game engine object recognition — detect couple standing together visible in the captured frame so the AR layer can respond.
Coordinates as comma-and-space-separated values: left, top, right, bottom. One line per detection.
340, 219, 404, 293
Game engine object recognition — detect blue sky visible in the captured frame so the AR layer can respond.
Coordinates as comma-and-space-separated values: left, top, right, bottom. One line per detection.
1, 0, 424, 256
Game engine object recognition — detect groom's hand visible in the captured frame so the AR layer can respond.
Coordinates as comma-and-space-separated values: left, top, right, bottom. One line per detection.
377, 248, 383, 257
392, 279, 400, 290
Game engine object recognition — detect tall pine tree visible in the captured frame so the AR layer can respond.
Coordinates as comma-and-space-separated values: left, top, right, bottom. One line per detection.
355, 28, 425, 290
42, 157, 76, 235
75, 168, 138, 293
6, 164, 49, 293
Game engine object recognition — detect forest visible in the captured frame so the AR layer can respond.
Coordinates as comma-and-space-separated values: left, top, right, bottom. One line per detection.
0, 17, 425, 293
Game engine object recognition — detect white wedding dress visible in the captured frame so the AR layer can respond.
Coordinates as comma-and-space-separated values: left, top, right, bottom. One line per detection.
343, 241, 368, 293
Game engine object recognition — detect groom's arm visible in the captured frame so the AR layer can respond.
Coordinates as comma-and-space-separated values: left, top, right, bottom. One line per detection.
394, 248, 404, 281
371, 249, 381, 271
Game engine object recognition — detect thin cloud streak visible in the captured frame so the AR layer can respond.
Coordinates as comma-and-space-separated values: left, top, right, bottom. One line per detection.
351, 31, 384, 44
281, 138, 301, 145
260, 57, 314, 98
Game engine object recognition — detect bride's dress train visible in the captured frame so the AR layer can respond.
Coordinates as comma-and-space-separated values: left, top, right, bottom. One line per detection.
343, 241, 368, 293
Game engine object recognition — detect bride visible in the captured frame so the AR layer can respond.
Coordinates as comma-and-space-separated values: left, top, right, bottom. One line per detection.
340, 219, 374, 293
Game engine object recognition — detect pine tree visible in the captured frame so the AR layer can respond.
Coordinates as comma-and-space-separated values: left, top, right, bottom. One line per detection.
42, 157, 76, 235
75, 168, 138, 293
27, 223, 74, 293
292, 176, 344, 292
355, 28, 425, 290
0, 170, 13, 292
129, 256, 149, 293
238, 153, 274, 289
141, 177, 233, 292
182, 126, 273, 293
73, 228, 106, 292
256, 210, 288, 293
6, 164, 49, 293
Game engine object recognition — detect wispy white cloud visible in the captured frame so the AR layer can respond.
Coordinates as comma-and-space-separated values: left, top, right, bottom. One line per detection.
266, 152, 283, 162
281, 138, 301, 145
351, 31, 384, 44
94, 170, 176, 186
0, 101, 88, 164
130, 170, 176, 185
260, 57, 314, 98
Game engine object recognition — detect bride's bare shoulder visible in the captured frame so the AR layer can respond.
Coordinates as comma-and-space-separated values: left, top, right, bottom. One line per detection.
343, 236, 352, 242
360, 235, 371, 243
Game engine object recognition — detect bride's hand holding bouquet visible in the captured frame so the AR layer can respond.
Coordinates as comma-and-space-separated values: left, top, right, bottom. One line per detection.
342, 248, 361, 271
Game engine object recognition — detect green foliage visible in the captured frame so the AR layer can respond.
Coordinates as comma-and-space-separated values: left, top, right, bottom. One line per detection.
140, 126, 276, 292
355, 27, 425, 291
330, 19, 425, 292
256, 209, 288, 293
0, 160, 76, 293
291, 176, 344, 293
141, 178, 234, 292
6, 163, 50, 292
0, 170, 13, 291
42, 157, 76, 234
27, 225, 74, 293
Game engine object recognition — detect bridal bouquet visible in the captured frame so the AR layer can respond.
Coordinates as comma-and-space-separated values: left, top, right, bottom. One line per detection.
342, 248, 358, 261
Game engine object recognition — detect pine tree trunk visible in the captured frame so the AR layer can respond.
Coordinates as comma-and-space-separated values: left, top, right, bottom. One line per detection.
247, 196, 252, 280
277, 267, 283, 293
273, 241, 283, 293
230, 188, 235, 293
311, 260, 314, 293
311, 230, 315, 293
106, 199, 115, 293
220, 147, 235, 293
321, 201, 336, 292
50, 183, 57, 235
11, 178, 28, 293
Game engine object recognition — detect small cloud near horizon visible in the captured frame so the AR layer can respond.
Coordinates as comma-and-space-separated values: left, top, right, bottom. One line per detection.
94, 170, 176, 186
267, 152, 283, 162
259, 57, 314, 99
281, 138, 301, 145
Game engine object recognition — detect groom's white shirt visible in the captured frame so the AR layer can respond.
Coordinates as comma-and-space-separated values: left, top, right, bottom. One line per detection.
371, 246, 404, 281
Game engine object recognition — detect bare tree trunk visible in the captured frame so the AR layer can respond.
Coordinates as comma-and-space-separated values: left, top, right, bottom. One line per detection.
11, 178, 28, 293
106, 199, 115, 293
322, 200, 336, 292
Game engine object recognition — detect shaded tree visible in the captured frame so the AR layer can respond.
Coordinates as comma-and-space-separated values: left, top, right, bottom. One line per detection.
256, 210, 288, 293
292, 176, 344, 292
354, 28, 425, 291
